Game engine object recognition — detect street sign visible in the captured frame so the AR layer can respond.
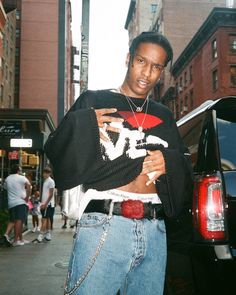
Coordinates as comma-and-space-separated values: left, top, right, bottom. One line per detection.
10, 139, 33, 148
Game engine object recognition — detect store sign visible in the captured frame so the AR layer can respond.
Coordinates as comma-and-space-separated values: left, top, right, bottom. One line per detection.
0, 122, 21, 137
8, 151, 19, 160
10, 139, 33, 148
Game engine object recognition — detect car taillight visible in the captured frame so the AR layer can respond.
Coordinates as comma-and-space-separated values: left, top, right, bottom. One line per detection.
194, 176, 225, 240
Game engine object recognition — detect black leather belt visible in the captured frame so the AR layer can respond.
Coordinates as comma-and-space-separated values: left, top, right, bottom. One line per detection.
85, 199, 165, 220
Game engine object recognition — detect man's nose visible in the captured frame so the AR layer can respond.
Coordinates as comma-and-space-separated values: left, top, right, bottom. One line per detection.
141, 64, 152, 78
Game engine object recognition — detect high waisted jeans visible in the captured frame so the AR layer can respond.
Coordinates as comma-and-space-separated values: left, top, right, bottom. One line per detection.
65, 213, 166, 295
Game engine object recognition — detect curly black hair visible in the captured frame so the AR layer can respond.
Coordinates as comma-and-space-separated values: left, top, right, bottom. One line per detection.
129, 31, 173, 67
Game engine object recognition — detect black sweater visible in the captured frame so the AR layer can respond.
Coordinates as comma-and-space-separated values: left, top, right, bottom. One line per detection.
44, 90, 193, 218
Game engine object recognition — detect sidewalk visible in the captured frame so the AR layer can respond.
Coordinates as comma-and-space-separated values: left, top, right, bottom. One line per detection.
0, 209, 75, 295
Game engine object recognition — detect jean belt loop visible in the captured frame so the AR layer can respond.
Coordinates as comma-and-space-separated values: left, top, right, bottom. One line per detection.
108, 201, 114, 218
153, 207, 157, 219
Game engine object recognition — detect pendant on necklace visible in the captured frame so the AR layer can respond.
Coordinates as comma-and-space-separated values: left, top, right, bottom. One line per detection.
136, 107, 142, 112
138, 126, 143, 132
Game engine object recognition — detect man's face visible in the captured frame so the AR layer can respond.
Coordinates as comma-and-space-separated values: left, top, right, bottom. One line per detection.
124, 42, 167, 98
43, 172, 50, 179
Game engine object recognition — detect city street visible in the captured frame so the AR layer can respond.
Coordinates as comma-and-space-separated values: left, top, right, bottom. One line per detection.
0, 210, 74, 295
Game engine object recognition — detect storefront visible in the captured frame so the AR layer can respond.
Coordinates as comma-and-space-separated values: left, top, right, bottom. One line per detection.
0, 109, 55, 189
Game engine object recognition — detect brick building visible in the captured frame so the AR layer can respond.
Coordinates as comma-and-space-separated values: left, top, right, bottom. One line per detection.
14, 0, 74, 125
168, 7, 236, 120
125, 0, 236, 100
1, 6, 16, 108
0, 1, 6, 106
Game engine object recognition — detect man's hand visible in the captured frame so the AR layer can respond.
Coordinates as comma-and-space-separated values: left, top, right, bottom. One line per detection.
40, 202, 47, 210
141, 150, 166, 186
95, 108, 124, 141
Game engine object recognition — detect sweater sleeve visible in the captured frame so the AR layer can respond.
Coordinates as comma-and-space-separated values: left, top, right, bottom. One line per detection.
44, 92, 102, 190
156, 113, 193, 218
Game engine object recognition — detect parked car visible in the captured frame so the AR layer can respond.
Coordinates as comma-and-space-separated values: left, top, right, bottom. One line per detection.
165, 96, 236, 295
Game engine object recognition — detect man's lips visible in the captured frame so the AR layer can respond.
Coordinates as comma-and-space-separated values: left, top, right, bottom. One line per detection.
137, 79, 150, 88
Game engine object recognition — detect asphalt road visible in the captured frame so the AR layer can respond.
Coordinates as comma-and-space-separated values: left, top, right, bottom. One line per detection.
0, 210, 74, 295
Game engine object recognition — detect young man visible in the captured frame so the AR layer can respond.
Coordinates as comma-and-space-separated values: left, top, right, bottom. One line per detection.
37, 167, 55, 242
45, 32, 193, 295
4, 164, 31, 246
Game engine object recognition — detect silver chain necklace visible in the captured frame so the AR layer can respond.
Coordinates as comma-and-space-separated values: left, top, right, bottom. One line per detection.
118, 87, 149, 112
123, 94, 150, 135
125, 95, 148, 112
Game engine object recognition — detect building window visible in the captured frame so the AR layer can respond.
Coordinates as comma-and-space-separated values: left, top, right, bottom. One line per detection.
180, 100, 183, 114
0, 85, 4, 102
16, 29, 20, 38
8, 95, 12, 108
15, 47, 20, 56
176, 103, 179, 120
16, 10, 21, 20
230, 65, 236, 86
212, 39, 217, 59
175, 82, 178, 96
10, 48, 13, 65
190, 89, 194, 109
2, 59, 4, 76
184, 96, 188, 112
10, 25, 14, 40
179, 77, 183, 92
5, 65, 8, 80
184, 71, 187, 87
15, 65, 19, 75
9, 71, 12, 87
14, 82, 19, 94
151, 4, 158, 13
229, 35, 236, 54
5, 40, 9, 56
189, 66, 193, 83
212, 69, 218, 91
6, 22, 9, 33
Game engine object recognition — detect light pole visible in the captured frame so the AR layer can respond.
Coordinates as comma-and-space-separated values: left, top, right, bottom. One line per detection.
80, 0, 90, 94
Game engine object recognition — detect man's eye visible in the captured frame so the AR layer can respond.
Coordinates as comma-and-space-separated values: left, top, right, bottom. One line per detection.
153, 64, 164, 71
137, 58, 144, 63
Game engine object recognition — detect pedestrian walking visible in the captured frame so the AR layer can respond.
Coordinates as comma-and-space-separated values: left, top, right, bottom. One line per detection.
30, 188, 41, 232
3, 164, 31, 246
36, 167, 55, 242
45, 31, 193, 295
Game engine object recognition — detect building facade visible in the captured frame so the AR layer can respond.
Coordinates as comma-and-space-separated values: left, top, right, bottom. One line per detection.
125, 0, 236, 100
1, 8, 15, 108
0, 1, 7, 107
16, 0, 73, 125
169, 8, 236, 119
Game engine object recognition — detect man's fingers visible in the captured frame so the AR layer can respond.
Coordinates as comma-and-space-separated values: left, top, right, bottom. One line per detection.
100, 115, 124, 123
146, 171, 162, 186
106, 125, 121, 134
141, 164, 164, 175
99, 131, 110, 142
95, 108, 117, 115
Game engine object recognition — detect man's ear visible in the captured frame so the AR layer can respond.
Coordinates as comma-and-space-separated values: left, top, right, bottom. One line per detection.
125, 53, 130, 67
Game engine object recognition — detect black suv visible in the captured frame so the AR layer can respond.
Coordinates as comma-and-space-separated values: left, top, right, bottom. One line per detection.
165, 96, 236, 295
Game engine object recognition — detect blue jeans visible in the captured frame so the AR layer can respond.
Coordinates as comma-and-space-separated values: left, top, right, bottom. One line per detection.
65, 213, 166, 295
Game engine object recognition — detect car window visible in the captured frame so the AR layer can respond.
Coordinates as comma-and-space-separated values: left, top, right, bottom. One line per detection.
178, 113, 205, 169
217, 117, 236, 171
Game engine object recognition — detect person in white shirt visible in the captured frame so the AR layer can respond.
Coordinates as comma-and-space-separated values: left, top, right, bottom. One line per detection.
37, 167, 55, 242
4, 164, 31, 247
